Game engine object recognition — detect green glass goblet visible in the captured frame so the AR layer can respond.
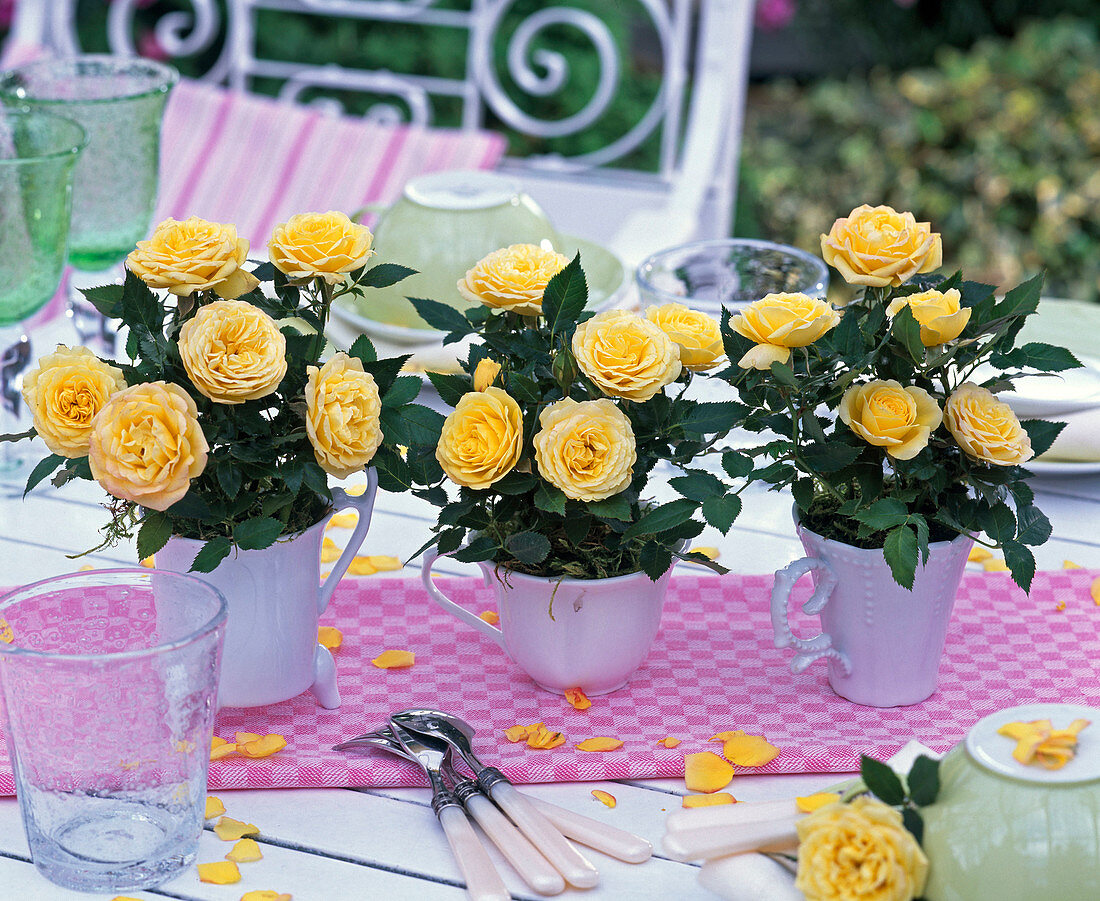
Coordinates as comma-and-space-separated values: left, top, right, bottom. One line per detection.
0, 108, 86, 475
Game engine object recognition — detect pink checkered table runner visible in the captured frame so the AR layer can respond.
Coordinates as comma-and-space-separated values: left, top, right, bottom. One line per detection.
1, 571, 1097, 794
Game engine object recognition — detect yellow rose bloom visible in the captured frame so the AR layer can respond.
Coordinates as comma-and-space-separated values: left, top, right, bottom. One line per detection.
821, 204, 942, 287
436, 387, 523, 490
945, 382, 1033, 466
839, 380, 942, 460
269, 211, 374, 284
178, 300, 287, 405
472, 357, 502, 392
730, 293, 840, 370
886, 288, 971, 346
88, 381, 209, 512
21, 345, 126, 457
532, 397, 636, 501
644, 303, 724, 372
126, 216, 259, 299
305, 353, 384, 478
457, 243, 568, 317
572, 310, 682, 401
795, 797, 929, 901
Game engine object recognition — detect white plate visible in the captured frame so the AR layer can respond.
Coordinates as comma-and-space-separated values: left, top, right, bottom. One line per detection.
1025, 459, 1100, 477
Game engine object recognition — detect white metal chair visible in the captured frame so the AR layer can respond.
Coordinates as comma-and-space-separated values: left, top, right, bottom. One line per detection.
6, 0, 754, 265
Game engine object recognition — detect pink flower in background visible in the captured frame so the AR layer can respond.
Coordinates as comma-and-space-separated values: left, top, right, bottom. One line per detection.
755, 0, 797, 31
137, 29, 169, 62
0, 0, 14, 28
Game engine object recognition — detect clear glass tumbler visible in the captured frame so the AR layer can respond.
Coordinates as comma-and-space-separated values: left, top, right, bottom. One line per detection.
0, 569, 226, 892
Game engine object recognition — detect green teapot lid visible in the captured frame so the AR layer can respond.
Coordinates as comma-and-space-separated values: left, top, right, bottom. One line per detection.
965, 702, 1100, 785
403, 171, 522, 211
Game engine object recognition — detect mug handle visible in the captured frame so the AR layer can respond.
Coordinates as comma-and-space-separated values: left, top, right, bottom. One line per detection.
318, 467, 380, 615
769, 555, 852, 677
421, 547, 507, 650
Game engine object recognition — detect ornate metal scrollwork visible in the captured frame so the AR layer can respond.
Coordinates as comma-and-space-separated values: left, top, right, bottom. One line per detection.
105, 0, 224, 70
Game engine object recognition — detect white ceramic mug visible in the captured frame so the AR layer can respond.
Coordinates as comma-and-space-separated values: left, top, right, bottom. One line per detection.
422, 550, 674, 695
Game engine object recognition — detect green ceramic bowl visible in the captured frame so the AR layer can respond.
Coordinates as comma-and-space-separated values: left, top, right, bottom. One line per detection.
922, 703, 1100, 901
331, 170, 628, 343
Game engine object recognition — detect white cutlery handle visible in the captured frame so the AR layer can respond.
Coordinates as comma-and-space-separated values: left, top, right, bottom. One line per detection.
666, 798, 796, 834
526, 795, 653, 864
662, 815, 801, 862
464, 791, 565, 896
438, 805, 512, 901
489, 781, 600, 889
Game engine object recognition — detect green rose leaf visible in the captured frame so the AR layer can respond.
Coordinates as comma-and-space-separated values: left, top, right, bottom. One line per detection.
348, 334, 378, 365
505, 530, 551, 564
234, 516, 284, 551
1015, 504, 1052, 546
854, 497, 909, 531
801, 441, 863, 474
1021, 419, 1066, 459
189, 536, 232, 573
586, 493, 633, 521
427, 371, 471, 408
381, 375, 422, 408
79, 283, 124, 319
542, 253, 588, 337
722, 450, 753, 480
682, 402, 749, 437
860, 754, 906, 806
702, 494, 742, 534
23, 453, 66, 498
883, 524, 918, 590
406, 297, 475, 342
670, 470, 726, 503
890, 303, 926, 364
907, 755, 941, 807
1001, 539, 1036, 593
901, 807, 924, 846
136, 511, 173, 561
356, 262, 417, 289
993, 342, 1081, 373
534, 481, 567, 516
623, 498, 697, 540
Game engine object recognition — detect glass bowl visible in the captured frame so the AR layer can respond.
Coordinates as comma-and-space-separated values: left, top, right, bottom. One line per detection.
635, 238, 828, 315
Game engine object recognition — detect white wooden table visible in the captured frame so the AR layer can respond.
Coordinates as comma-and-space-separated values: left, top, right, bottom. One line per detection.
2, 345, 1100, 899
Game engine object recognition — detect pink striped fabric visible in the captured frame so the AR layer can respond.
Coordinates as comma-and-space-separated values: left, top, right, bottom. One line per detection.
156, 79, 508, 248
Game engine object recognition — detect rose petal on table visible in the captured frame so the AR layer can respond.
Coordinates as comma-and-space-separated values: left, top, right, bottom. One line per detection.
111, 896, 144, 900
78, 564, 95, 571
205, 797, 226, 819
345, 482, 368, 496
657, 736, 682, 748
318, 626, 343, 650
1064, 560, 1082, 569
366, 555, 402, 572
226, 837, 263, 863
688, 546, 720, 561
967, 546, 993, 562
197, 860, 241, 884
575, 737, 625, 752
504, 724, 530, 742
320, 537, 341, 563
240, 892, 293, 901
478, 610, 500, 625
565, 687, 592, 710
235, 732, 261, 744
527, 726, 566, 749
591, 789, 617, 808
210, 742, 238, 761
140, 556, 155, 568
682, 792, 736, 808
796, 792, 841, 813
371, 649, 415, 669
684, 751, 735, 792
348, 556, 377, 575
238, 734, 288, 759
327, 511, 358, 529
214, 817, 260, 841
983, 558, 1010, 572
0, 619, 12, 644
717, 731, 780, 767
1091, 576, 1100, 605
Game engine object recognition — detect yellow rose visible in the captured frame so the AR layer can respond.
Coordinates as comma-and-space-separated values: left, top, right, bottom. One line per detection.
644, 303, 724, 372
178, 300, 287, 405
21, 345, 126, 457
572, 310, 682, 401
88, 381, 208, 511
457, 243, 568, 317
945, 382, 1033, 466
839, 380, 942, 460
532, 397, 636, 501
305, 353, 384, 478
795, 797, 929, 901
126, 216, 259, 299
472, 357, 502, 392
730, 293, 840, 370
268, 211, 374, 284
436, 387, 523, 490
821, 204, 942, 287
886, 288, 971, 346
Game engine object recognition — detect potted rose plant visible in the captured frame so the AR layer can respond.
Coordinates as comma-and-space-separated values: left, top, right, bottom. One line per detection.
394, 243, 742, 694
719, 204, 1075, 706
6, 212, 434, 708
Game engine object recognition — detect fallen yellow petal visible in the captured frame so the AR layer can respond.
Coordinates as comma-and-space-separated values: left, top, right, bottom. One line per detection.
657, 737, 682, 749
478, 610, 500, 625
197, 861, 241, 884
684, 751, 735, 793
575, 737, 624, 752
504, 725, 529, 743
213, 817, 260, 841
240, 893, 292, 901
346, 482, 367, 496
718, 731, 781, 767
565, 687, 592, 710
527, 726, 566, 750
0, 619, 12, 644
238, 734, 288, 759
234, 732, 261, 744
78, 564, 95, 571
1064, 560, 1082, 569
682, 792, 736, 808
366, 555, 402, 572
226, 838, 263, 863
372, 649, 415, 669
210, 742, 238, 761
1091, 576, 1100, 606
983, 559, 1010, 572
327, 511, 358, 529
967, 546, 993, 563
140, 556, 155, 568
591, 789, 616, 808
1056, 601, 1067, 612
689, 546, 720, 561
205, 797, 226, 819
321, 537, 341, 563
796, 792, 841, 813
348, 556, 377, 575
318, 626, 343, 650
